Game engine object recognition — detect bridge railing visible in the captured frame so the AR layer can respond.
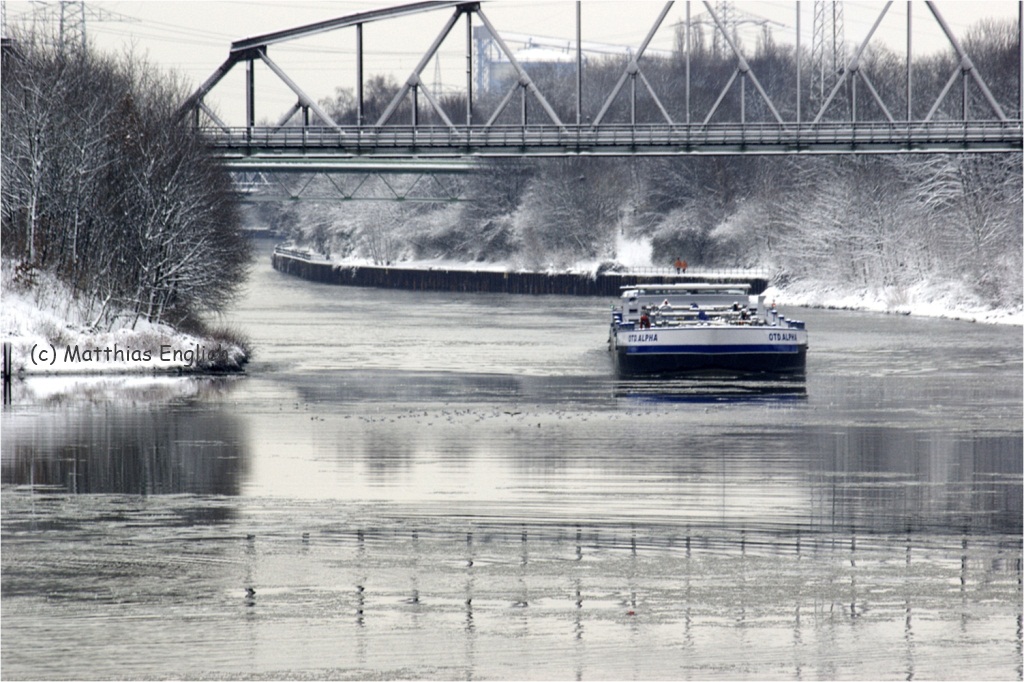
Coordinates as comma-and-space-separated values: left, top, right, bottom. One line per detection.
204, 120, 1023, 156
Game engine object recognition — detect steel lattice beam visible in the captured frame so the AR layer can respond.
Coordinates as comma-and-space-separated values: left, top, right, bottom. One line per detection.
209, 121, 1022, 159
180, 0, 1024, 164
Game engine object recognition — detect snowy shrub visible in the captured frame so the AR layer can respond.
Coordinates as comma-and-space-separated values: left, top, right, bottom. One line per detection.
707, 201, 761, 266
650, 206, 714, 266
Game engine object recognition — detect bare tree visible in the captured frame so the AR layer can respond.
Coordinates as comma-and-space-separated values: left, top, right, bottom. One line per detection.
1, 32, 251, 330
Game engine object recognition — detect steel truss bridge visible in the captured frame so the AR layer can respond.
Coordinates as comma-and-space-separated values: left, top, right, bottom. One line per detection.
180, 0, 1023, 196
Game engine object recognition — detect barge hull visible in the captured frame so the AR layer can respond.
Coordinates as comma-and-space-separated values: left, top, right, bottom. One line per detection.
614, 347, 807, 375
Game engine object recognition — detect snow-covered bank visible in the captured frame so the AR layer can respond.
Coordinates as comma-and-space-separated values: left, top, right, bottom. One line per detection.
6, 374, 239, 406
2, 263, 250, 377
764, 279, 1023, 326
287, 242, 1022, 326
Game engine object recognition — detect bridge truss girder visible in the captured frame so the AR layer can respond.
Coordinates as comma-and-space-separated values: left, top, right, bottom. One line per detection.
181, 0, 1023, 163
228, 158, 475, 203
230, 167, 471, 203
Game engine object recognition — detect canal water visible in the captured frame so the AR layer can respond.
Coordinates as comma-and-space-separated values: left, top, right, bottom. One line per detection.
3, 242, 1022, 680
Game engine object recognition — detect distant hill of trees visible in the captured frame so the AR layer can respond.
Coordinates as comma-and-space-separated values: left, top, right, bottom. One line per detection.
1, 33, 251, 331
262, 17, 1021, 309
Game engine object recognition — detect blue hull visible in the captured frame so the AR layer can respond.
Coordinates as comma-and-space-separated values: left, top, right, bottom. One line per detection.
614, 347, 807, 375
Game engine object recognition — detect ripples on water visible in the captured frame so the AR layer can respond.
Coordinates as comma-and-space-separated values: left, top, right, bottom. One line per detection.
3, 491, 1021, 680
2, 247, 1021, 679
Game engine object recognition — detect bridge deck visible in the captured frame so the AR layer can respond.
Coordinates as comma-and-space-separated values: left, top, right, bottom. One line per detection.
208, 121, 1023, 164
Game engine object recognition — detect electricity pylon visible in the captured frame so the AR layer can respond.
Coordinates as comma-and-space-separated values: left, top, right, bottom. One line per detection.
811, 0, 846, 110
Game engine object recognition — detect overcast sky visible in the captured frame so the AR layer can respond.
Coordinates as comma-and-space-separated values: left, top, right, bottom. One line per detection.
5, 1, 1019, 123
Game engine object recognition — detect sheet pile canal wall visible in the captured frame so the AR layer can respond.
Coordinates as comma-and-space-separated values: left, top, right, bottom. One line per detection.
271, 250, 769, 297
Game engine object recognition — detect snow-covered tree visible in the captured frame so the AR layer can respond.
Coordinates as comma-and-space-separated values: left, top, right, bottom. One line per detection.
1, 32, 250, 330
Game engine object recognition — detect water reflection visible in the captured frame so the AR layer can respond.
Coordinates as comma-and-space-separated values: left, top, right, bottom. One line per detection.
613, 374, 808, 403
2, 378, 248, 496
292, 369, 527, 405
814, 426, 1023, 534
2, 490, 1018, 680
2, 369, 1019, 535
287, 369, 811, 407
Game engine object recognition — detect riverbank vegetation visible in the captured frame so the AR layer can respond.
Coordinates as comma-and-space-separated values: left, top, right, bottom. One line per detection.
1, 32, 252, 359
261, 17, 1021, 317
